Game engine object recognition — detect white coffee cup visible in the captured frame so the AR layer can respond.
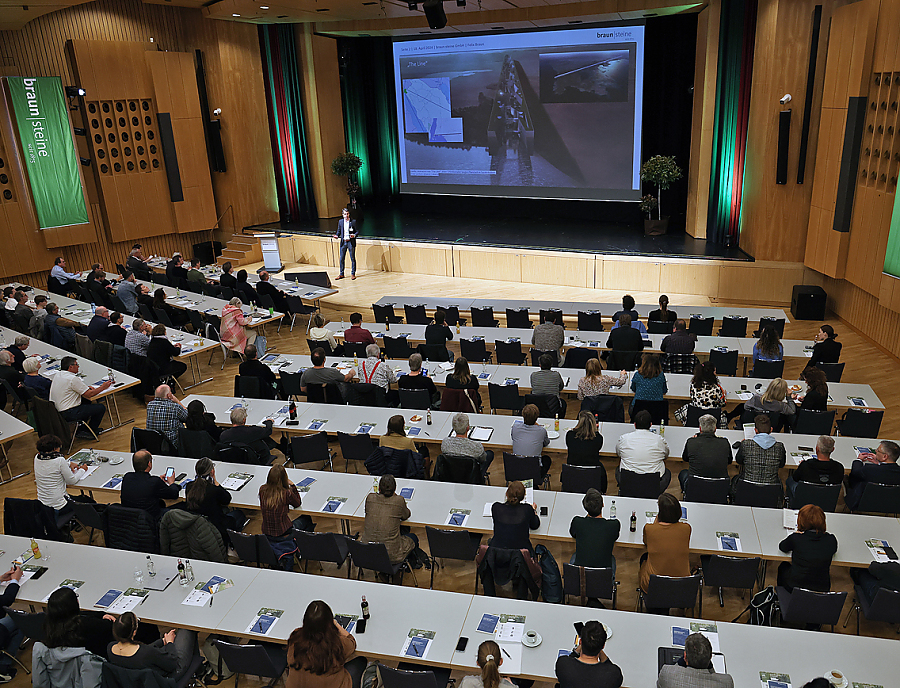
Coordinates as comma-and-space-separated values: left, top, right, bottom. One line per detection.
525, 630, 538, 642
828, 670, 844, 686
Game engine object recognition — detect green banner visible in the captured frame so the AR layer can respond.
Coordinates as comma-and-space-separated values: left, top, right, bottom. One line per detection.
884, 187, 900, 277
7, 76, 88, 228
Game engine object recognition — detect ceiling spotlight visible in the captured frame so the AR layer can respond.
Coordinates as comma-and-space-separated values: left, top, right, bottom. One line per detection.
260, 5, 268, 8
73, 127, 86, 136
232, 13, 240, 16
79, 157, 91, 167
407, 1, 417, 9
65, 86, 86, 98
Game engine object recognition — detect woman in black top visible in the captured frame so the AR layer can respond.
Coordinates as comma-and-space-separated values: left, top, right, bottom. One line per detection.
178, 457, 244, 542
235, 269, 262, 308
151, 288, 189, 327
185, 399, 222, 442
565, 411, 605, 471
147, 324, 188, 379
490, 481, 540, 553
445, 357, 481, 408
108, 612, 197, 682
777, 504, 838, 592
424, 309, 455, 361
798, 367, 829, 412
807, 324, 842, 369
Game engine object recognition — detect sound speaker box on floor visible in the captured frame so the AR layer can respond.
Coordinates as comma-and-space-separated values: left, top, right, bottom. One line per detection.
791, 284, 827, 320
285, 271, 333, 289
423, 0, 447, 29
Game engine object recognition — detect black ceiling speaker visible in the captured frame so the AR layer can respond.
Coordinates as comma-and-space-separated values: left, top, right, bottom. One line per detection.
423, 0, 446, 29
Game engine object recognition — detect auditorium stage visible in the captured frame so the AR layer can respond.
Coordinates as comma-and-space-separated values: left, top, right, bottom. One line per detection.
247, 207, 752, 262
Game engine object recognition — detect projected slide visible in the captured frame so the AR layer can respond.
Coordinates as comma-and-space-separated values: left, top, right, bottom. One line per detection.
392, 25, 645, 201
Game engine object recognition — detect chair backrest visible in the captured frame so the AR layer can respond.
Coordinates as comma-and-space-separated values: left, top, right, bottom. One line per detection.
280, 370, 302, 399
347, 382, 387, 407
378, 664, 440, 688
530, 348, 558, 367
432, 454, 482, 485
425, 526, 482, 562
758, 317, 786, 337
488, 382, 522, 413
130, 427, 172, 455
779, 587, 847, 626
719, 316, 748, 337
838, 408, 884, 438
212, 640, 285, 680
792, 481, 841, 512
440, 387, 478, 414
30, 396, 73, 446
793, 409, 835, 436
71, 500, 104, 531
752, 359, 785, 379
733, 478, 783, 508
470, 306, 496, 327
293, 530, 349, 566
505, 308, 531, 329
347, 538, 395, 575
701, 555, 761, 589
138, 303, 155, 321
257, 293, 276, 310
708, 349, 739, 376
442, 306, 463, 326
865, 587, 900, 623
647, 320, 674, 335
524, 393, 561, 419
645, 573, 701, 611
75, 333, 94, 360
404, 304, 430, 325
290, 432, 331, 468
3, 497, 63, 539
661, 353, 699, 375
502, 452, 542, 486
560, 464, 606, 494
688, 317, 713, 336
607, 350, 642, 371
215, 443, 259, 465
685, 406, 722, 428
855, 482, 900, 515
399, 388, 431, 410
306, 383, 344, 405
103, 504, 159, 553
562, 563, 614, 603
307, 338, 333, 355
234, 375, 263, 399
337, 431, 376, 462
177, 429, 217, 460
682, 475, 729, 504
816, 362, 845, 382
630, 399, 669, 425
93, 339, 113, 366
459, 338, 489, 362
493, 341, 524, 365
539, 308, 562, 324
227, 530, 279, 567
618, 469, 662, 498
562, 348, 600, 369
577, 311, 603, 332
153, 308, 175, 329
419, 344, 450, 362
581, 394, 625, 423
188, 310, 204, 334
384, 335, 414, 359
220, 286, 234, 300
739, 407, 783, 433
372, 303, 398, 324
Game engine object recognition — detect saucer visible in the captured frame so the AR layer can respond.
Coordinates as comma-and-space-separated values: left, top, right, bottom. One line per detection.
826, 672, 848, 688
109, 456, 124, 465
522, 632, 542, 648
546, 431, 560, 440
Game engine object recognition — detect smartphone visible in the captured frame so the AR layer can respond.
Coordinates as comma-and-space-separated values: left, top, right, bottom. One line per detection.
165, 467, 175, 480
798, 446, 815, 452
356, 618, 367, 633
456, 637, 469, 652
331, 362, 339, 367
540, 506, 549, 516
174, 473, 187, 483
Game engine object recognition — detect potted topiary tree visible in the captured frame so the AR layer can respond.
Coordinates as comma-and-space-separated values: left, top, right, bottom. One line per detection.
331, 153, 363, 209
640, 155, 682, 235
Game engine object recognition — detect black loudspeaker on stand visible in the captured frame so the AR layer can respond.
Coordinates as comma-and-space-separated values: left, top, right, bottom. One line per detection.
791, 285, 827, 321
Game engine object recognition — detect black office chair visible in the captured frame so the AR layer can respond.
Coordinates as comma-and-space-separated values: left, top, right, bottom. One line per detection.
130, 427, 173, 456
581, 394, 625, 423
372, 304, 403, 324
293, 530, 350, 574
757, 317, 786, 337
471, 306, 499, 327
71, 501, 104, 545
708, 349, 739, 376
280, 370, 303, 401
790, 481, 842, 512
688, 317, 714, 336
836, 408, 883, 438
852, 482, 900, 515
682, 475, 729, 504
685, 406, 722, 428
776, 587, 847, 631
212, 640, 287, 688
289, 432, 334, 471
607, 350, 642, 371
638, 574, 702, 616
793, 409, 835, 435
738, 407, 784, 433
816, 362, 845, 382
344, 341, 370, 358
233, 375, 265, 399
647, 320, 674, 335
505, 308, 532, 329
460, 339, 492, 363
177, 429, 217, 460
732, 478, 783, 508
337, 431, 376, 474
399, 388, 431, 410
419, 344, 450, 362
378, 664, 440, 688
216, 444, 262, 466
718, 316, 748, 337
618, 469, 662, 498
539, 308, 563, 324
530, 349, 558, 367
493, 340, 527, 365
630, 399, 669, 425
502, 452, 549, 489
577, 311, 603, 332
227, 530, 283, 568
425, 526, 482, 590
562, 348, 599, 369
404, 304, 431, 325
750, 359, 784, 379
443, 306, 466, 327
560, 464, 607, 494
700, 555, 761, 609
307, 339, 333, 355
563, 564, 617, 608
384, 335, 416, 359
432, 454, 484, 485
282, 295, 317, 333
305, 383, 345, 405
487, 382, 523, 414
847, 585, 900, 635
347, 539, 410, 585
524, 393, 562, 419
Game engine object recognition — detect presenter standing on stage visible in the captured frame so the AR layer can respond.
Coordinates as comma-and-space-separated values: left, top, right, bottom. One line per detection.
335, 208, 358, 280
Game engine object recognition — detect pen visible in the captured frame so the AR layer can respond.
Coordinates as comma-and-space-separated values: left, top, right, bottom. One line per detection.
140, 594, 148, 606
501, 647, 512, 659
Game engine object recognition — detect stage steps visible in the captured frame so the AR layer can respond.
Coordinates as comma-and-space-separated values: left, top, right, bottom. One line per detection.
217, 233, 262, 267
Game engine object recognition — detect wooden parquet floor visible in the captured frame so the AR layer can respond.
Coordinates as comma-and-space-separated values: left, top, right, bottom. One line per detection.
2, 262, 898, 688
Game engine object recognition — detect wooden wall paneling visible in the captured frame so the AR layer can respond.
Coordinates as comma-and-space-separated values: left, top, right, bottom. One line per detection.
658, 261, 720, 296
599, 258, 660, 293
519, 252, 592, 289
455, 247, 521, 282
389, 243, 452, 277
277, 237, 295, 264
355, 240, 390, 273
289, 236, 334, 267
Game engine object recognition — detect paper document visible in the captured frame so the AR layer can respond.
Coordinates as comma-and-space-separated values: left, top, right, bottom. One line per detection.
759, 672, 791, 688
495, 614, 525, 643
246, 608, 283, 636
483, 502, 495, 517
402, 629, 435, 660
103, 474, 125, 489
322, 496, 347, 513
221, 473, 253, 491
95, 589, 124, 609
42, 579, 84, 602
307, 419, 327, 431
743, 424, 755, 440
783, 509, 799, 530
717, 532, 742, 552
356, 422, 377, 435
107, 588, 149, 613
689, 622, 720, 653
865, 539, 893, 563
399, 487, 414, 500
182, 576, 227, 606
476, 613, 499, 634
296, 477, 317, 493
496, 643, 522, 675
711, 654, 726, 674
446, 508, 470, 526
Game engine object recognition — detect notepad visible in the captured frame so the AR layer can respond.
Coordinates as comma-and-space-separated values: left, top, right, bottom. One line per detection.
496, 642, 522, 675
476, 613, 499, 634
446, 509, 470, 526
322, 496, 347, 513
469, 426, 493, 442
246, 608, 283, 636
402, 630, 434, 660
717, 532, 742, 552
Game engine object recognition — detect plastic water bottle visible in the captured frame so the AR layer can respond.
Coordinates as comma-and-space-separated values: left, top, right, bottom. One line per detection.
146, 555, 156, 577
426, 409, 432, 425
659, 419, 665, 437
609, 500, 616, 520
134, 566, 144, 584
90, 302, 96, 314
107, 367, 114, 382
185, 560, 195, 582
177, 559, 187, 586
373, 477, 379, 493
241, 395, 247, 409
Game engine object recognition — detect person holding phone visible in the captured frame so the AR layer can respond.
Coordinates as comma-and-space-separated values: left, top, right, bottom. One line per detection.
555, 621, 622, 688
120, 450, 181, 523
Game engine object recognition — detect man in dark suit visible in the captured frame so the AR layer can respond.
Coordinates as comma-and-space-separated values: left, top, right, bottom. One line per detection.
333, 207, 358, 280
165, 255, 188, 286
256, 271, 287, 313
238, 344, 280, 400
120, 449, 181, 522
220, 407, 277, 464
605, 313, 645, 355
220, 262, 237, 290
85, 307, 111, 341
846, 440, 900, 510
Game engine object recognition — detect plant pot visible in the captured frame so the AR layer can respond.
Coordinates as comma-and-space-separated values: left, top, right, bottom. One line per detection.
644, 217, 669, 236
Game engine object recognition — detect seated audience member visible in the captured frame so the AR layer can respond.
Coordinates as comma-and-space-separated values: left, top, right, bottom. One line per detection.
34, 434, 87, 521
86, 263, 112, 295
0, 349, 27, 405
29, 295, 48, 339
648, 294, 677, 324
220, 407, 277, 465
120, 450, 180, 522
125, 318, 152, 357
490, 481, 540, 555
0, 564, 24, 681
308, 314, 344, 355
424, 309, 454, 360
286, 600, 366, 688
640, 493, 691, 595
657, 632, 734, 688
219, 261, 236, 289
49, 356, 112, 437
777, 504, 837, 592
611, 294, 640, 325
2, 287, 14, 313
259, 464, 312, 547
786, 435, 843, 499
152, 288, 189, 327
845, 440, 900, 510
850, 560, 900, 607
398, 353, 438, 406
630, 353, 667, 416
745, 377, 796, 429
796, 366, 829, 412
807, 324, 842, 369
732, 414, 786, 491
569, 488, 619, 574
442, 412, 493, 479
299, 347, 353, 395
176, 457, 243, 543
359, 343, 397, 393
679, 414, 733, 494
511, 403, 551, 478
221, 297, 266, 355
674, 361, 726, 427
108, 612, 197, 684
616, 409, 671, 491
344, 311, 375, 347
126, 247, 153, 279
23, 357, 51, 399
577, 358, 626, 399
85, 306, 110, 341
363, 474, 418, 570
610, 310, 648, 335
13, 292, 32, 332
146, 384, 188, 450
460, 640, 517, 688
116, 271, 140, 315
531, 311, 565, 364
165, 254, 188, 285
185, 399, 222, 443
555, 620, 622, 688
565, 411, 604, 470
148, 324, 188, 380
235, 269, 262, 308
97, 311, 127, 347
751, 327, 784, 373
256, 271, 288, 313
186, 257, 206, 284
660, 319, 696, 354
605, 314, 644, 357
50, 257, 81, 287
44, 302, 78, 349
379, 414, 417, 453
238, 344, 280, 399
445, 357, 482, 410
39, 587, 117, 663
530, 353, 566, 416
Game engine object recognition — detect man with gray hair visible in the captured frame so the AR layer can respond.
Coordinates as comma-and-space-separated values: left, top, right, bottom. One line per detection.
85, 306, 110, 341
786, 435, 843, 499
125, 319, 152, 357
0, 349, 27, 406
359, 343, 397, 393
441, 412, 493, 479
679, 414, 733, 495
657, 632, 734, 687
145, 384, 188, 450
5, 334, 29, 372
397, 353, 438, 407
219, 406, 276, 465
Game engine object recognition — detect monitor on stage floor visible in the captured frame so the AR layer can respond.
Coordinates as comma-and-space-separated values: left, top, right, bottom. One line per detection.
392, 22, 645, 202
